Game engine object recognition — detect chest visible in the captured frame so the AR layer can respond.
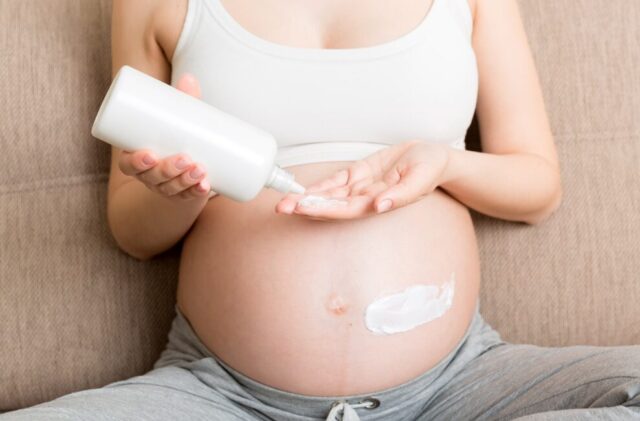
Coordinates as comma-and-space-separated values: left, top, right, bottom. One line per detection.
216, 0, 437, 50
169, 0, 478, 148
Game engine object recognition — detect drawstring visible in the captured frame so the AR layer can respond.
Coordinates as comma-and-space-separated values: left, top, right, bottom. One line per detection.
325, 398, 380, 421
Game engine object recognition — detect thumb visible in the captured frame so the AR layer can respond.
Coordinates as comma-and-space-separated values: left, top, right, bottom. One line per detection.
176, 73, 202, 99
374, 163, 433, 213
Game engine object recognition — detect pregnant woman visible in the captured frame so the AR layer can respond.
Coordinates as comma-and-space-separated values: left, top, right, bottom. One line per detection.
4, 0, 640, 420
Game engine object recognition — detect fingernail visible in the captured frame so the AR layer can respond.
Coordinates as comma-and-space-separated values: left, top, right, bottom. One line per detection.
176, 158, 189, 169
197, 180, 208, 192
376, 199, 393, 213
143, 154, 156, 165
190, 166, 203, 179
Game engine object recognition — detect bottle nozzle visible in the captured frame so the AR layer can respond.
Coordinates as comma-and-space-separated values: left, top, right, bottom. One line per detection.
288, 180, 306, 195
267, 166, 306, 195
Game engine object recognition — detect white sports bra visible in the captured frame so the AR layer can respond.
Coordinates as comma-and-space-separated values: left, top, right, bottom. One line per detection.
171, 0, 478, 169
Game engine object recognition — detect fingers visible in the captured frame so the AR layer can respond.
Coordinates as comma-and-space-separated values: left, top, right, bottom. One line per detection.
116, 72, 211, 202
147, 156, 208, 196
119, 150, 211, 200
156, 163, 208, 196
119, 149, 158, 176
176, 73, 202, 99
305, 160, 373, 194
374, 162, 434, 212
348, 175, 377, 196
302, 140, 423, 196
175, 179, 212, 200
359, 180, 389, 198
281, 140, 446, 219
304, 169, 350, 194
372, 143, 449, 212
135, 153, 188, 184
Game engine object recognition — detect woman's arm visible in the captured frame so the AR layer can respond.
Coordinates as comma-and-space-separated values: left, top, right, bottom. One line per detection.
107, 0, 208, 260
438, 0, 562, 225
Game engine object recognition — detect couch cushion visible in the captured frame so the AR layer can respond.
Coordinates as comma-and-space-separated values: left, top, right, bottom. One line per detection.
0, 184, 179, 410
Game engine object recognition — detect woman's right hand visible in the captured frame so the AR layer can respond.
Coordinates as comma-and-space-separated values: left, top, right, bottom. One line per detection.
117, 73, 218, 201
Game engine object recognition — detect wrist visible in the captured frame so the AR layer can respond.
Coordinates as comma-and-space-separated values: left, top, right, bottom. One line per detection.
437, 145, 462, 188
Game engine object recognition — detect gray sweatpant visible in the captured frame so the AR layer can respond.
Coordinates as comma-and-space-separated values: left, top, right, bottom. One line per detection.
2, 301, 639, 420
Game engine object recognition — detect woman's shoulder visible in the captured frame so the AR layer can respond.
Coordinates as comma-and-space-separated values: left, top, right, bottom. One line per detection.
463, 0, 478, 34
468, 0, 477, 21
112, 0, 187, 65
151, 0, 189, 64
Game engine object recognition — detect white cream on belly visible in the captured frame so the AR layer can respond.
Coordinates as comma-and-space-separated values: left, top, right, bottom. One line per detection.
364, 272, 456, 335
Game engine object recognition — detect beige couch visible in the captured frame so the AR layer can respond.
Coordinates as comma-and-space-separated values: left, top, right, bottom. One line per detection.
1, 0, 639, 413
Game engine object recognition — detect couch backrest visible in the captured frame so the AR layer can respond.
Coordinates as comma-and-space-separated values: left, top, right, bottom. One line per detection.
1, 0, 639, 412
469, 0, 640, 347
0, 0, 180, 410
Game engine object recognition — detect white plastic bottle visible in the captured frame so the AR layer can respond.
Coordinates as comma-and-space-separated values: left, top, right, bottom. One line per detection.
91, 65, 306, 202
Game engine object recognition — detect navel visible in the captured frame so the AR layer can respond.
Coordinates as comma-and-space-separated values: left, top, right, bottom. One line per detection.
326, 293, 349, 316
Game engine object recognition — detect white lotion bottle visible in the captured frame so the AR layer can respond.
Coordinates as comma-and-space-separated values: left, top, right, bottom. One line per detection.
91, 65, 305, 202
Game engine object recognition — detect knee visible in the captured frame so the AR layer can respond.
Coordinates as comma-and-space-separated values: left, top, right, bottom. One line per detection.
588, 346, 640, 378
589, 347, 640, 406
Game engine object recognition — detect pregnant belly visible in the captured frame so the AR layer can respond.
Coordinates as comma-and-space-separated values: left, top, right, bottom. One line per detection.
177, 160, 481, 397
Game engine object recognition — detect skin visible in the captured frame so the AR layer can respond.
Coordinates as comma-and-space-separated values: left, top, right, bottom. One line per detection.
109, 0, 562, 396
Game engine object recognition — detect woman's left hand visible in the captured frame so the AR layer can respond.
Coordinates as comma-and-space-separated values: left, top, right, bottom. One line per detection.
275, 140, 450, 221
